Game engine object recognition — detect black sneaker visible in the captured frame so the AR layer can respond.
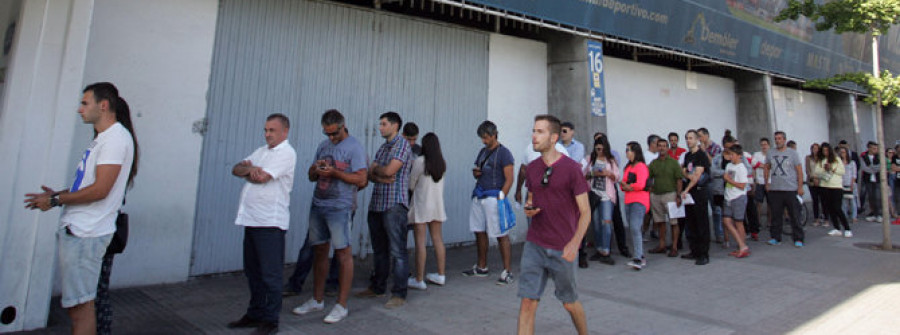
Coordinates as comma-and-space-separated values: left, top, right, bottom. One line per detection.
251, 322, 278, 335
227, 315, 264, 329
462, 265, 489, 277
620, 249, 632, 258
597, 255, 616, 265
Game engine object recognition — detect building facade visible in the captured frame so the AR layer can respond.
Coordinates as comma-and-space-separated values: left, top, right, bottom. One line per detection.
0, 0, 896, 331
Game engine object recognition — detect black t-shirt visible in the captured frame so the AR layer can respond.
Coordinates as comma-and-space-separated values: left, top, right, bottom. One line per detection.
893, 155, 900, 180
682, 149, 711, 189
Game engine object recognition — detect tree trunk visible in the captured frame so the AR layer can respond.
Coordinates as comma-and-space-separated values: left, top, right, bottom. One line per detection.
871, 35, 892, 251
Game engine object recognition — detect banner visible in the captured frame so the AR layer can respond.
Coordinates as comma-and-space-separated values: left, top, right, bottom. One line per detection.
588, 40, 606, 117
466, 0, 900, 91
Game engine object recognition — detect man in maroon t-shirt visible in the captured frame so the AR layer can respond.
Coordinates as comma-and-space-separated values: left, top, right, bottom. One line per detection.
518, 114, 591, 335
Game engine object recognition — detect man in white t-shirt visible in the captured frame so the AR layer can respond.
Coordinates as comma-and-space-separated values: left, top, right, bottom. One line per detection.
227, 114, 297, 334
25, 83, 137, 335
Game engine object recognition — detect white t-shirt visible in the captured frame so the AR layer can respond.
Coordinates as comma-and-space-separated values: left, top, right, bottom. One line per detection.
751, 151, 767, 184
235, 140, 297, 230
523, 142, 568, 164
724, 162, 749, 201
644, 150, 659, 163
60, 123, 134, 237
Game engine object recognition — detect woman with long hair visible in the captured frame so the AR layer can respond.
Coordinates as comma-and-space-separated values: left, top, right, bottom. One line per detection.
838, 147, 858, 223
814, 143, 850, 237
407, 133, 448, 289
621, 141, 650, 270
806, 143, 825, 226
584, 136, 619, 266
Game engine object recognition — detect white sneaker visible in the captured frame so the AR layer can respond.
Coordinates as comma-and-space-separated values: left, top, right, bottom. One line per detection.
876, 216, 883, 222
292, 298, 324, 315
866, 216, 877, 222
843, 231, 853, 238
425, 273, 445, 286
407, 277, 427, 290
323, 304, 348, 324
827, 229, 843, 237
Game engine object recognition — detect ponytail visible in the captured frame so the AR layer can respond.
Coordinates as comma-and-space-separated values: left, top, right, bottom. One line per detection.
116, 97, 139, 188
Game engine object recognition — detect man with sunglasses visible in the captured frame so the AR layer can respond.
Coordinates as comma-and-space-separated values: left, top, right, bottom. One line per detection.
519, 114, 591, 335
291, 110, 367, 323
559, 122, 585, 163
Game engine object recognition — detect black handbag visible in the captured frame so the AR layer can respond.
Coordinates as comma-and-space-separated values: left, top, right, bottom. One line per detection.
106, 195, 129, 255
106, 212, 128, 254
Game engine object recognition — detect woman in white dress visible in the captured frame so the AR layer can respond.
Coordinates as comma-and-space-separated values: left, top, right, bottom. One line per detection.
408, 133, 448, 289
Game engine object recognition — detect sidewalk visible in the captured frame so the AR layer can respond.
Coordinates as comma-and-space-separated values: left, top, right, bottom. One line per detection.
19, 220, 900, 335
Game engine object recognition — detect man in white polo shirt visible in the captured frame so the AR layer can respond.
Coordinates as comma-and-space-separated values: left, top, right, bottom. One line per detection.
227, 113, 297, 335
25, 82, 137, 335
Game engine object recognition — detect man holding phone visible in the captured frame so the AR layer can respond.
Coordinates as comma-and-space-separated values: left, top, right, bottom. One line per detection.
464, 121, 515, 285
519, 115, 591, 335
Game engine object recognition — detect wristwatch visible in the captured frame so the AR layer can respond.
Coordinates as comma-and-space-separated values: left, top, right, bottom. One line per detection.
49, 195, 60, 208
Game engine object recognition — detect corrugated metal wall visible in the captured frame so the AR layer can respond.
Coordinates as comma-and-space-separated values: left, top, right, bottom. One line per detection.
191, 0, 488, 275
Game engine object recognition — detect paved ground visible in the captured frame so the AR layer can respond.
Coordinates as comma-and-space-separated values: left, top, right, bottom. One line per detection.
18, 218, 900, 335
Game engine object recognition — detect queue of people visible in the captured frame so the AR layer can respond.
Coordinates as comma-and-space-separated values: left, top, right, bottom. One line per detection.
25, 84, 897, 335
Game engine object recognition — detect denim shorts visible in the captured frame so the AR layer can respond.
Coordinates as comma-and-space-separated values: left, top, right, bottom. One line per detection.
517, 241, 577, 303
724, 195, 747, 221
308, 205, 353, 249
58, 227, 112, 308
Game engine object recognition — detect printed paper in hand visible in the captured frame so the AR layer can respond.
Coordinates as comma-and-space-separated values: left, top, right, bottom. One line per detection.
667, 202, 686, 219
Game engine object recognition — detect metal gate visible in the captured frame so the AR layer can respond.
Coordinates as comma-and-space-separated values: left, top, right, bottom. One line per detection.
191, 0, 488, 275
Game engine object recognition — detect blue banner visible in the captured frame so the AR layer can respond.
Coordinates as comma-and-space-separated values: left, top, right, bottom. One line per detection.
466, 0, 900, 90
588, 40, 606, 117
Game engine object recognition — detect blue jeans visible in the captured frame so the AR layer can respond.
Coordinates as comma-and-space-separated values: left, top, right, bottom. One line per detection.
625, 203, 646, 259
243, 227, 285, 323
287, 235, 340, 293
592, 200, 614, 253
842, 193, 858, 220
367, 204, 409, 298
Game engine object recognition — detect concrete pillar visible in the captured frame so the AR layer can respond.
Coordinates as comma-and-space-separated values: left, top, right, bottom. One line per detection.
734, 73, 774, 152
0, 0, 94, 331
826, 92, 861, 148
544, 31, 598, 147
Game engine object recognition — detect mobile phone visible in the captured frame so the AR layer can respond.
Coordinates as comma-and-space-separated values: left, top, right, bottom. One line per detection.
524, 206, 537, 211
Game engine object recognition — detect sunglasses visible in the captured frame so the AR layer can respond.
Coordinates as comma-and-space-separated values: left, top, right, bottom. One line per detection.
541, 166, 553, 186
323, 126, 344, 137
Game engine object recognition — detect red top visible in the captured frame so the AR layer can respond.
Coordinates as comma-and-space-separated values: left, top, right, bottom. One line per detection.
525, 155, 590, 251
668, 147, 686, 160
622, 162, 650, 212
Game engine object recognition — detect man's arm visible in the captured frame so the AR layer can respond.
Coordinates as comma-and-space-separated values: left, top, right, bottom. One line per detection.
317, 164, 367, 186
25, 165, 122, 210
233, 160, 254, 177
564, 192, 591, 262
308, 162, 320, 182
763, 163, 771, 190
676, 177, 683, 206
795, 163, 805, 196
681, 167, 704, 196
514, 164, 527, 203
501, 164, 514, 196
373, 159, 404, 178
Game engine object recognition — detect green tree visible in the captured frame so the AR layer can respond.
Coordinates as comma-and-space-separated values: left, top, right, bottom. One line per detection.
776, 0, 900, 250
